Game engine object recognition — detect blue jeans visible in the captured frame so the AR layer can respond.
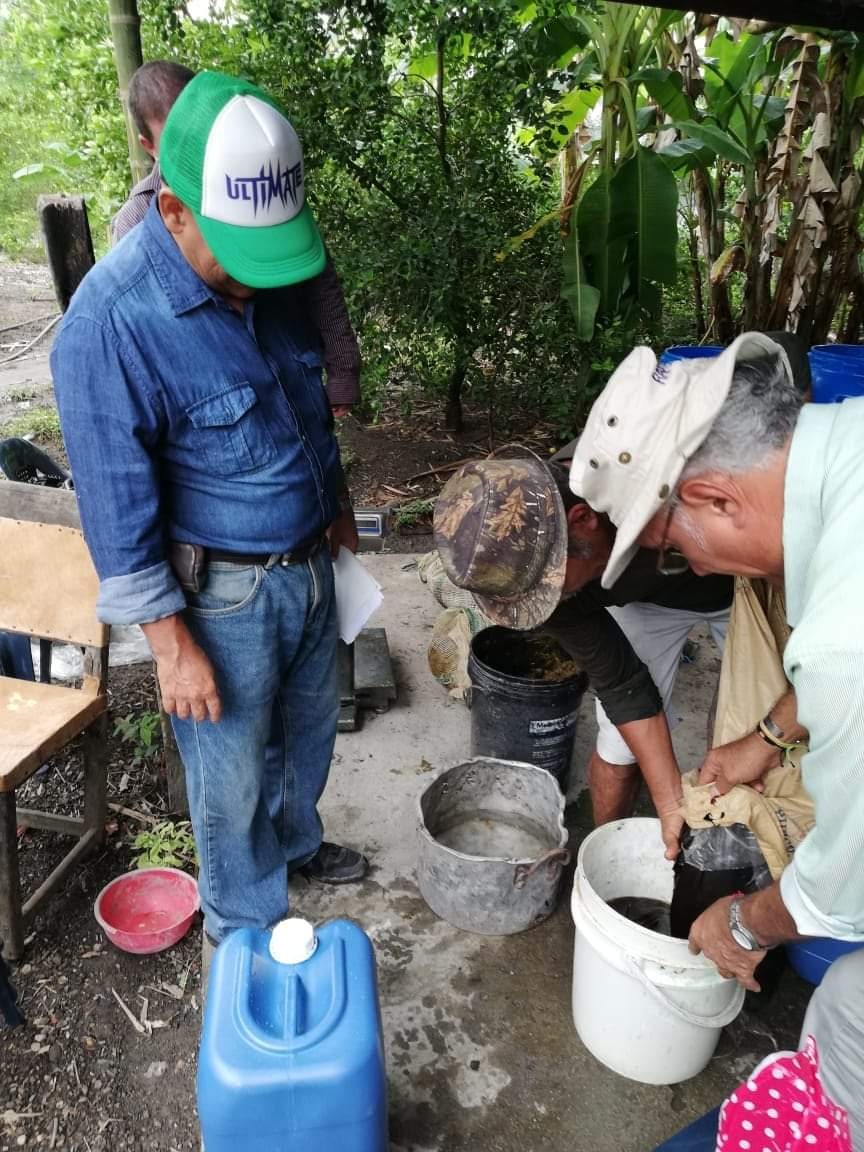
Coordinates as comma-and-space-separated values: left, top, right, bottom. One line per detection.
170, 549, 338, 942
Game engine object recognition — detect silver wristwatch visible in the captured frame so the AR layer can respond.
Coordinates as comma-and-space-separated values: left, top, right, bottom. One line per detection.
729, 898, 761, 951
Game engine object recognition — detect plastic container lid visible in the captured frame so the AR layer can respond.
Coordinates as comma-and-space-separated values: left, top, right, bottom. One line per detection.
269, 918, 317, 964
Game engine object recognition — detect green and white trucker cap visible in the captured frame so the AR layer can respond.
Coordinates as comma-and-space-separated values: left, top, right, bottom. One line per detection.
159, 71, 325, 289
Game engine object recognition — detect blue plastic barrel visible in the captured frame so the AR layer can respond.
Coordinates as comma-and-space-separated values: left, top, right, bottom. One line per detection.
198, 919, 388, 1152
653, 1107, 720, 1150
809, 344, 864, 404
786, 936, 864, 986
659, 345, 723, 366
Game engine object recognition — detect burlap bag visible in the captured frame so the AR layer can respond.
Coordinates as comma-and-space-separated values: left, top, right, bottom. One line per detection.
712, 576, 791, 747
426, 606, 491, 698
702, 576, 813, 877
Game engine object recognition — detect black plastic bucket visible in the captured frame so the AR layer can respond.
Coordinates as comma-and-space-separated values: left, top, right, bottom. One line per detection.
467, 627, 588, 785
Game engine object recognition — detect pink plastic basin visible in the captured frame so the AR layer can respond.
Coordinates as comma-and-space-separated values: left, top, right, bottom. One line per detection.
94, 867, 200, 954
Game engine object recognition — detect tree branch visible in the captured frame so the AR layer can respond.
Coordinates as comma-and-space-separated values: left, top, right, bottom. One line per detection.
435, 35, 453, 184
341, 155, 409, 213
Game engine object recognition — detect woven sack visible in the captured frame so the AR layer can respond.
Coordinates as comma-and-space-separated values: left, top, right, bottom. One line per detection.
427, 606, 489, 698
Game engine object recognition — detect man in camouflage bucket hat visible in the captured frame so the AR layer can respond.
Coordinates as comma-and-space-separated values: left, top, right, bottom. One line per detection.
435, 455, 733, 860
433, 459, 568, 631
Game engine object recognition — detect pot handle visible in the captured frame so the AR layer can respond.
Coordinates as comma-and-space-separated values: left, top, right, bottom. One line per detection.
463, 683, 484, 708
513, 847, 570, 889
625, 956, 745, 1029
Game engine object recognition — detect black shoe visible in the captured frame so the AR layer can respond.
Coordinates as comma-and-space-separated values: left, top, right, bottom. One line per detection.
297, 842, 368, 885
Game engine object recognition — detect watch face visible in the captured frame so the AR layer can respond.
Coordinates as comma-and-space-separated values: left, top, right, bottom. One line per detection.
731, 926, 757, 951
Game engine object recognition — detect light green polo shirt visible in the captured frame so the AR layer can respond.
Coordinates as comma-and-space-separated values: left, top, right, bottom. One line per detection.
781, 398, 864, 939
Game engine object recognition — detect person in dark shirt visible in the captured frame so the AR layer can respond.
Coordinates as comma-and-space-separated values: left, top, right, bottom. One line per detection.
434, 456, 732, 858
543, 448, 731, 846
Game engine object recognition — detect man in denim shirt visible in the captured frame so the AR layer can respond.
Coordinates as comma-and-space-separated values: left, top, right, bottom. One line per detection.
112, 60, 362, 418
51, 72, 368, 952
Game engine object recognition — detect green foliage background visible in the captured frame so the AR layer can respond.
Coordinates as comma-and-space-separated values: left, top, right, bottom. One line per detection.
0, 0, 129, 256
4, 3, 859, 430
1, 0, 674, 433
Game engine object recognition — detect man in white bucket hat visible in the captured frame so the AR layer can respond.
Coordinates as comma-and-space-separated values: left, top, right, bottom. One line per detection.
572, 333, 864, 1142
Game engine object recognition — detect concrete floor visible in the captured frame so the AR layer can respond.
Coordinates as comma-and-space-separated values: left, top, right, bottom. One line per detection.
292, 554, 810, 1152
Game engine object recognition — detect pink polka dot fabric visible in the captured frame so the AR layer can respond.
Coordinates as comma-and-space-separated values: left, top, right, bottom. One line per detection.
716, 1037, 851, 1151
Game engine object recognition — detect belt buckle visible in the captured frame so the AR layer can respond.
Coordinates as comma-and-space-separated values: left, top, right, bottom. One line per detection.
266, 537, 319, 569
263, 550, 294, 569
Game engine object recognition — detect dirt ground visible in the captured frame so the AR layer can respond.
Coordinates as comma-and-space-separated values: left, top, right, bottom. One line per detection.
2, 666, 202, 1152
0, 261, 59, 436
0, 262, 57, 345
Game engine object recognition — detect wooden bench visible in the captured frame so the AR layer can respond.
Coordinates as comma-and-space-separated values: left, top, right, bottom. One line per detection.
0, 484, 108, 960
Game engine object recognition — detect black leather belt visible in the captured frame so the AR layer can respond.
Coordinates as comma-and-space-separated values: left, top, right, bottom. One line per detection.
170, 537, 326, 594
207, 537, 324, 567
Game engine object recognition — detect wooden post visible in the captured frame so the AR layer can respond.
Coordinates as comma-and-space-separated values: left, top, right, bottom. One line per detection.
155, 681, 188, 816
107, 0, 149, 186
37, 196, 95, 314
0, 794, 24, 961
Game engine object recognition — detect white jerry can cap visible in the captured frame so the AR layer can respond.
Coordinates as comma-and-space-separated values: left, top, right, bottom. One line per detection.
269, 918, 318, 964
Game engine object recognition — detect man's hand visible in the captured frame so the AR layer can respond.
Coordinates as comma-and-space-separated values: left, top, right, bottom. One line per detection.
658, 801, 684, 861
614, 713, 686, 861
141, 615, 222, 723
328, 504, 359, 558
699, 731, 780, 795
688, 896, 766, 991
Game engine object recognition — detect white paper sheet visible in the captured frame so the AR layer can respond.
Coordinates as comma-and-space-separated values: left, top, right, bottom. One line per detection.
332, 549, 383, 644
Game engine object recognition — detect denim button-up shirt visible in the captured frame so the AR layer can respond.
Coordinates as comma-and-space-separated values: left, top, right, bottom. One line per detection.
51, 200, 344, 626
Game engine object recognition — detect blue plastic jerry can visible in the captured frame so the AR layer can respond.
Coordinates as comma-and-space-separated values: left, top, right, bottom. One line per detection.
198, 918, 388, 1152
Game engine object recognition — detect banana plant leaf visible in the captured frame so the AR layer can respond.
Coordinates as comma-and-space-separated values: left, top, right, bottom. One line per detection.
703, 33, 765, 125
657, 137, 715, 171
578, 170, 629, 320
633, 67, 695, 122
570, 146, 677, 330
670, 119, 752, 166
561, 205, 601, 343
609, 146, 679, 312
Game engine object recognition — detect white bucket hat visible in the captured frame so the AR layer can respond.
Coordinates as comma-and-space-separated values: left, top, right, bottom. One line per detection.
569, 333, 792, 589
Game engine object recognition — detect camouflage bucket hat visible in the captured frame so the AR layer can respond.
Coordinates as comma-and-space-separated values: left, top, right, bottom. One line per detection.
433, 459, 568, 631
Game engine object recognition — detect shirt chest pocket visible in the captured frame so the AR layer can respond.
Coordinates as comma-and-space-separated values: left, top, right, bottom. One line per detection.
293, 349, 334, 431
185, 383, 276, 474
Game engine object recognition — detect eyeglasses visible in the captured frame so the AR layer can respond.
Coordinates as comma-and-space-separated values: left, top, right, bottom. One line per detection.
656, 499, 690, 577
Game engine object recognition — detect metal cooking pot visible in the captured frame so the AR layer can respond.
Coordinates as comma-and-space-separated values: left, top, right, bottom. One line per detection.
416, 757, 569, 935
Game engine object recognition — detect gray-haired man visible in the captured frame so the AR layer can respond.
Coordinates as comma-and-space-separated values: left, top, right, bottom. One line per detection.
570, 332, 864, 1142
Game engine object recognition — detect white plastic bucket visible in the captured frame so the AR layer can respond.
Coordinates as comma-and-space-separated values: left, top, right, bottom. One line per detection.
571, 818, 744, 1085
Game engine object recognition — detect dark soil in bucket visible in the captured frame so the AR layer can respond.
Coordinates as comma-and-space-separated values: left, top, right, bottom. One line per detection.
607, 897, 672, 936
475, 631, 582, 683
